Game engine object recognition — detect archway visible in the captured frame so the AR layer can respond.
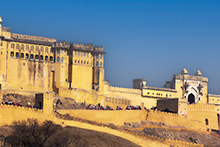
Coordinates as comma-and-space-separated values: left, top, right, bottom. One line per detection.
188, 93, 195, 104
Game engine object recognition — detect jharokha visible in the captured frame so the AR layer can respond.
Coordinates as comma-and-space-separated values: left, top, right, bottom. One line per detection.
0, 16, 220, 132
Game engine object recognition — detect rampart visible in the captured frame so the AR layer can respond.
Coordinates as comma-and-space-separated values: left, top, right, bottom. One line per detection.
108, 86, 141, 94
57, 109, 147, 126
148, 110, 208, 131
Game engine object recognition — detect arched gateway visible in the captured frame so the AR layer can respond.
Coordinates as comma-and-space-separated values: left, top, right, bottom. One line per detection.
188, 93, 195, 104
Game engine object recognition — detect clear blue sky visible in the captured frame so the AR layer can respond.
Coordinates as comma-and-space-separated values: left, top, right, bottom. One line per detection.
1, 0, 220, 94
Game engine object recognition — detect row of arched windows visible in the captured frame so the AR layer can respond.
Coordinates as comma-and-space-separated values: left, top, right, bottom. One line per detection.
74, 59, 91, 65
56, 56, 65, 63
95, 54, 103, 59
95, 61, 103, 67
10, 51, 53, 62
11, 43, 49, 53
75, 51, 90, 57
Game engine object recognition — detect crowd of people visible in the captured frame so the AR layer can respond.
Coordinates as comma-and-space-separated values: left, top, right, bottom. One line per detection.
1, 101, 34, 108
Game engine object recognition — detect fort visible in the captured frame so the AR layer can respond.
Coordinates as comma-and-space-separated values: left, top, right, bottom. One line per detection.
0, 16, 220, 146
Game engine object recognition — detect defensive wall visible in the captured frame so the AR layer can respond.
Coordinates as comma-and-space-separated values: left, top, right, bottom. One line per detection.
148, 110, 208, 131
0, 104, 204, 147
57, 109, 147, 126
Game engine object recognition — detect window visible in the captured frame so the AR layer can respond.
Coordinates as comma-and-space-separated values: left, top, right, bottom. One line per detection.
45, 47, 48, 53
96, 61, 99, 67
10, 51, 14, 58
95, 54, 99, 59
75, 60, 77, 63
40, 55, 43, 61
78, 60, 80, 63
61, 57, 64, 63
36, 46, 39, 52
84, 60, 86, 64
21, 44, 24, 50
100, 62, 103, 67
26, 45, 29, 50
84, 52, 86, 56
16, 52, 19, 59
87, 61, 89, 64
21, 53, 24, 59
26, 53, 29, 59
75, 51, 77, 56
87, 52, 89, 57
56, 49, 60, 54
40, 47, 44, 52
45, 56, 48, 61
81, 60, 83, 64
35, 55, 39, 60
16, 44, 20, 49
78, 51, 80, 56
56, 57, 60, 62
50, 56, 53, 62
31, 45, 34, 51
11, 43, 15, 49
205, 119, 209, 125
30, 54, 34, 60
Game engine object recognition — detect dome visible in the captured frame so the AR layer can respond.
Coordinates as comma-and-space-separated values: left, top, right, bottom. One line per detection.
181, 68, 188, 75
0, 16, 3, 23
195, 70, 202, 76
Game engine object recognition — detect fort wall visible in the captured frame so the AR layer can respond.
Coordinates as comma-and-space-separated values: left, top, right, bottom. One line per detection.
148, 110, 208, 131
57, 109, 147, 126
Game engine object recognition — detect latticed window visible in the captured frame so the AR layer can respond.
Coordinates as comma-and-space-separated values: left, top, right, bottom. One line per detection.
26, 45, 29, 51
21, 44, 24, 50
16, 44, 20, 49
36, 46, 39, 52
40, 47, 44, 52
11, 43, 15, 49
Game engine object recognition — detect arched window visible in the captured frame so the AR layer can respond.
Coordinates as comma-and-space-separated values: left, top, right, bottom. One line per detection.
61, 57, 64, 63
78, 60, 80, 64
35, 55, 39, 60
56, 56, 60, 62
45, 56, 48, 61
75, 60, 77, 63
87, 61, 89, 64
40, 55, 43, 61
45, 47, 48, 53
26, 53, 29, 59
11, 43, 15, 49
84, 52, 86, 56
31, 45, 34, 51
75, 51, 78, 56
16, 44, 20, 49
87, 52, 89, 57
78, 51, 80, 56
16, 52, 19, 59
26, 45, 29, 51
205, 119, 209, 125
84, 60, 86, 64
21, 53, 24, 59
40, 47, 44, 52
10, 52, 14, 58
96, 61, 99, 67
21, 44, 24, 50
30, 54, 34, 60
100, 62, 103, 67
50, 56, 53, 62
36, 46, 39, 52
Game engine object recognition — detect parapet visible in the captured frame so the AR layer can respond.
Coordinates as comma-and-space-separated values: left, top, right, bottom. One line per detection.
108, 86, 141, 94
188, 103, 216, 111
11, 33, 56, 45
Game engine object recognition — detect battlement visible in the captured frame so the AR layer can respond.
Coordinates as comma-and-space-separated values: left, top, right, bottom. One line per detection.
108, 86, 141, 94
174, 74, 208, 82
2, 27, 10, 32
52, 41, 70, 48
11, 33, 56, 43
188, 103, 216, 111
0, 104, 43, 113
